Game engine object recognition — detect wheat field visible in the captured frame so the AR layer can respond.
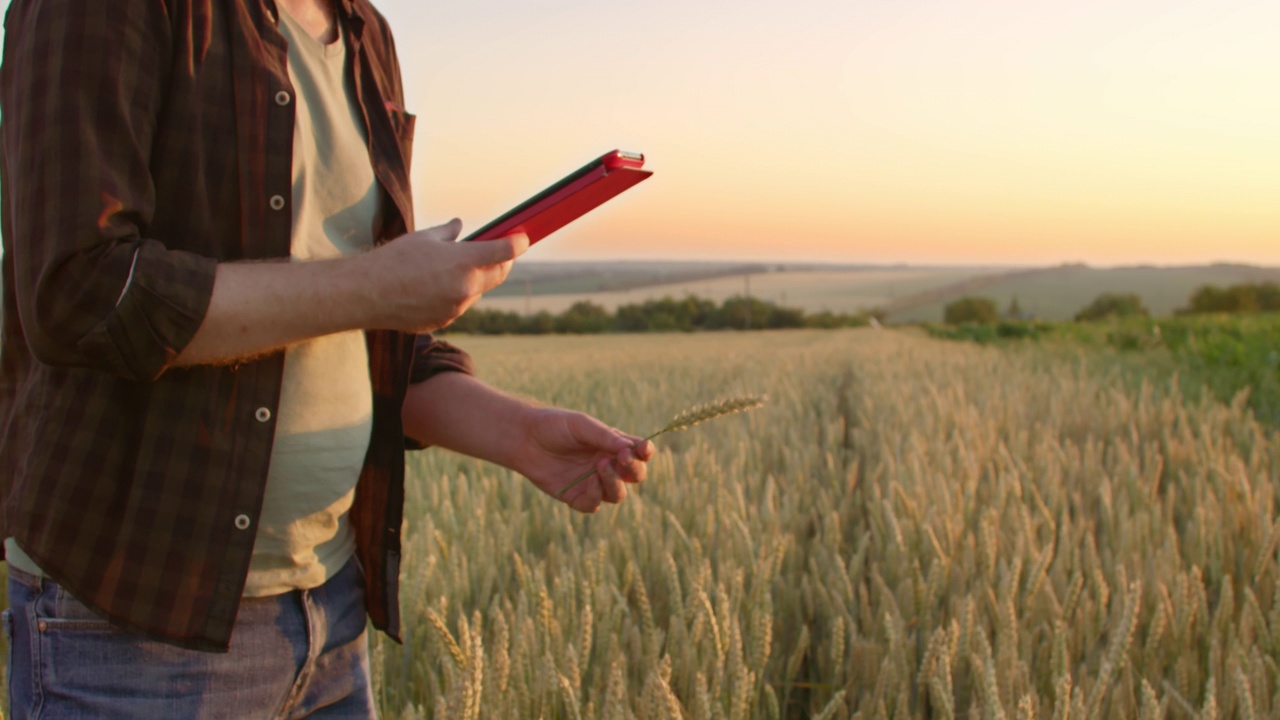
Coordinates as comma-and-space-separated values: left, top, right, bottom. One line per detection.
376, 328, 1278, 719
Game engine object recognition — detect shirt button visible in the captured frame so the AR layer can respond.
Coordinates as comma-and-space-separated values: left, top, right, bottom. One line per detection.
275, 90, 291, 106
255, 407, 272, 423
269, 195, 286, 211
234, 514, 252, 531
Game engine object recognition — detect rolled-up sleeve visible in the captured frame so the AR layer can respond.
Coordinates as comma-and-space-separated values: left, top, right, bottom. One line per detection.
1, 0, 216, 381
404, 334, 473, 450
408, 334, 473, 385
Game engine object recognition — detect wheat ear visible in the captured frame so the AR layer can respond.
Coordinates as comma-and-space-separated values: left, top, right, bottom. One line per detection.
649, 396, 768, 437
556, 395, 767, 499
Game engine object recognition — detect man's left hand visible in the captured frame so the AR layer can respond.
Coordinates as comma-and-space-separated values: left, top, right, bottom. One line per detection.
510, 408, 654, 513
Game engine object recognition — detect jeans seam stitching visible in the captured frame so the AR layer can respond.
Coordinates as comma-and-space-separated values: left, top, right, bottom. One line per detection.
26, 590, 45, 719
276, 592, 318, 719
31, 619, 116, 631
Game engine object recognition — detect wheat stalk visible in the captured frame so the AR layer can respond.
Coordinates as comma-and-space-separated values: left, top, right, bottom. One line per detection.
557, 395, 767, 498
425, 608, 467, 670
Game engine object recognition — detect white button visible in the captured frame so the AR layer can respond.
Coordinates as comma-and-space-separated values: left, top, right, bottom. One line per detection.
275, 91, 291, 106
234, 514, 251, 530
255, 407, 272, 423
269, 195, 286, 211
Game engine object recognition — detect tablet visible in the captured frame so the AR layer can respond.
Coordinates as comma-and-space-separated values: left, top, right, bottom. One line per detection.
460, 150, 653, 244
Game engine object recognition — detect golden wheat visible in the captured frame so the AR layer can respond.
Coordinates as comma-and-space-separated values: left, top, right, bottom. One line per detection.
556, 394, 766, 499
360, 329, 1280, 718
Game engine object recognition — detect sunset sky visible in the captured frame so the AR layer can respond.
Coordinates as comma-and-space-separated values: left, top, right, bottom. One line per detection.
2, 0, 1277, 265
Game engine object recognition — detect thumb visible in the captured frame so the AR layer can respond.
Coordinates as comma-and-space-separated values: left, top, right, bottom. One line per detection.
419, 218, 464, 243
570, 413, 634, 454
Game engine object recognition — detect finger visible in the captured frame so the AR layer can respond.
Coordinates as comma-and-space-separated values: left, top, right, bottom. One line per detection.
629, 439, 656, 461
615, 432, 644, 447
598, 458, 627, 504
569, 478, 603, 514
465, 232, 529, 266
567, 415, 636, 457
614, 447, 647, 485
503, 232, 531, 258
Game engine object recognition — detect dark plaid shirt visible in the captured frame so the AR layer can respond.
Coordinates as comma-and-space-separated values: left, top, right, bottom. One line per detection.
0, 0, 470, 651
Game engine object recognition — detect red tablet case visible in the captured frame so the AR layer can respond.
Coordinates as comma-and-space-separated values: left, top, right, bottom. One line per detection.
462, 150, 653, 244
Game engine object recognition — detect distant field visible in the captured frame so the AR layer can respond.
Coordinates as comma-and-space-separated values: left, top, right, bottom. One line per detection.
476, 261, 1280, 322
478, 266, 1004, 315
486, 261, 770, 297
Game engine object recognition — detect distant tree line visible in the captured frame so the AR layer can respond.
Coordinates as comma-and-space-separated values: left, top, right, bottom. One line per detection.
942, 281, 1280, 326
443, 295, 881, 335
446, 279, 1280, 335
1074, 293, 1149, 322
943, 297, 1001, 325
1179, 282, 1280, 315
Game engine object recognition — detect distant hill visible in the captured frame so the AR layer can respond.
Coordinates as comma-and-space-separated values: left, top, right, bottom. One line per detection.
477, 261, 1280, 322
887, 263, 1280, 322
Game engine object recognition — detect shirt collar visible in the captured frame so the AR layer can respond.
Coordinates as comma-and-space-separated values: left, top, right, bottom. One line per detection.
333, 0, 365, 41
332, 0, 356, 19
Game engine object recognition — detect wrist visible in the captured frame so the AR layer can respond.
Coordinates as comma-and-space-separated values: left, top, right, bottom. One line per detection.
500, 402, 547, 473
403, 373, 544, 468
338, 249, 388, 328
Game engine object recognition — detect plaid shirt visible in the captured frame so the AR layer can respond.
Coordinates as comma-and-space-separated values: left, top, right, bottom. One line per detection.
0, 0, 470, 651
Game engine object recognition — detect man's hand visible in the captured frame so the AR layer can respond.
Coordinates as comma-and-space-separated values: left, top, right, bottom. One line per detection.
361, 219, 528, 333
175, 220, 527, 367
508, 408, 655, 513
403, 374, 655, 513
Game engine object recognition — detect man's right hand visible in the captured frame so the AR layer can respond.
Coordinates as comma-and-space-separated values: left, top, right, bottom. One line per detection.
173, 219, 528, 368
363, 219, 528, 333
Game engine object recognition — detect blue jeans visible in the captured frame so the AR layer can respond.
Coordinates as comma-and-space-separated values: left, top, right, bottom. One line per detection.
3, 558, 376, 719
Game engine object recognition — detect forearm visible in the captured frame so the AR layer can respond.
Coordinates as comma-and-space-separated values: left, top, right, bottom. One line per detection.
172, 223, 524, 368
402, 372, 536, 468
173, 254, 380, 367
404, 372, 653, 513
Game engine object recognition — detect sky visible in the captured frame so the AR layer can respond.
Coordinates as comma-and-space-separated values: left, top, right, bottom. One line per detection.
2, 0, 1277, 265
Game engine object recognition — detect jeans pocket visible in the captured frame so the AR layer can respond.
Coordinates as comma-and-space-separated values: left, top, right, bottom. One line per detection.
33, 598, 194, 716
33, 582, 115, 632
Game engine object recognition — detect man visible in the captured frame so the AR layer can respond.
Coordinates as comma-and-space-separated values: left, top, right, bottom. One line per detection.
0, 0, 652, 716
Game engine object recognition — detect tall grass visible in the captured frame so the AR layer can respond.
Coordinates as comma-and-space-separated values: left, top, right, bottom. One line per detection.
376, 329, 1280, 718
927, 312, 1280, 428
